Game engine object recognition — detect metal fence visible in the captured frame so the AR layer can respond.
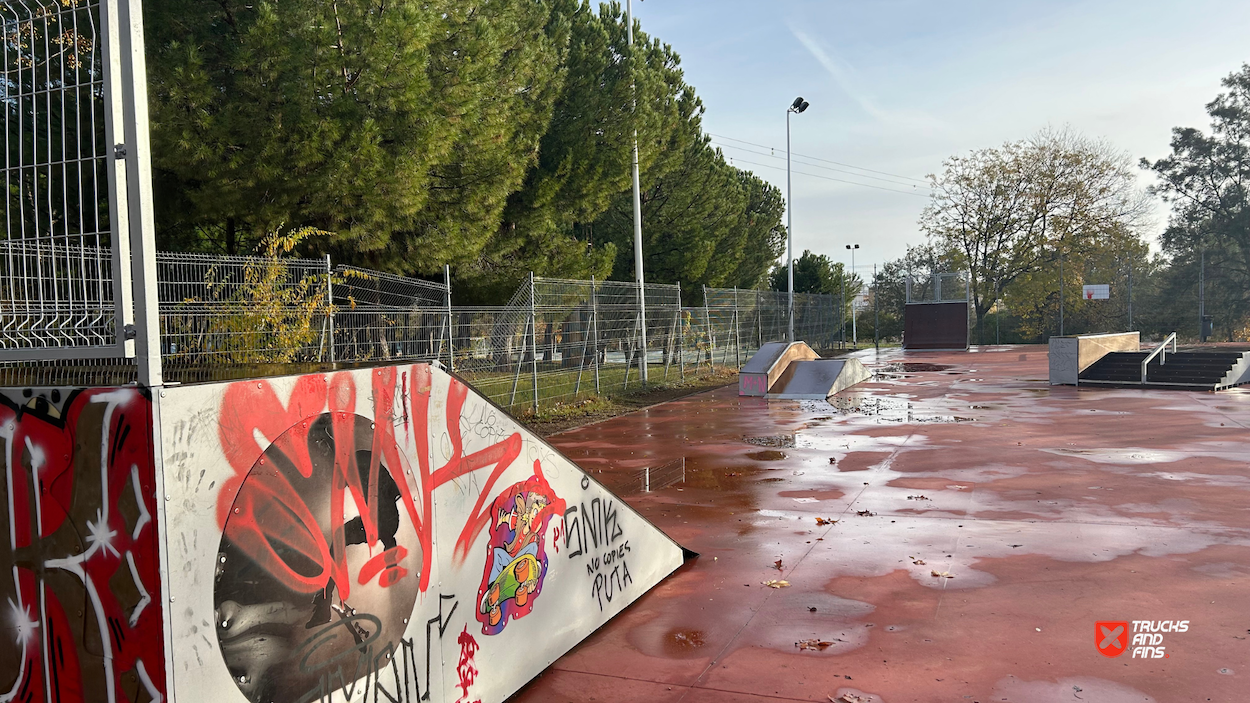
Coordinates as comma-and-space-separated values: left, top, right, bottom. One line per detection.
0, 241, 849, 408
0, 0, 157, 368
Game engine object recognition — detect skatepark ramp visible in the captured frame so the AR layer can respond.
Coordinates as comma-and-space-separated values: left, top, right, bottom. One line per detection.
0, 362, 687, 703
738, 341, 871, 399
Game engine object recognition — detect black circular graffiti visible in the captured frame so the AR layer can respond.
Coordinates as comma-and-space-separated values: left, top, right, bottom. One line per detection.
214, 413, 420, 703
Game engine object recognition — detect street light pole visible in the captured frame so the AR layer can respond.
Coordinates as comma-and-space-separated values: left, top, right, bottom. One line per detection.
786, 96, 809, 342
627, 0, 647, 383
846, 244, 859, 349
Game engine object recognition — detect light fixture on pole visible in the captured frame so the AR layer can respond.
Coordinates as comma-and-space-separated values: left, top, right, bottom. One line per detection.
627, 0, 647, 384
786, 96, 809, 342
846, 244, 859, 349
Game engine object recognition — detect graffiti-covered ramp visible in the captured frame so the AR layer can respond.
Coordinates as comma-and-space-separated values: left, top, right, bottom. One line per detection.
159, 362, 686, 703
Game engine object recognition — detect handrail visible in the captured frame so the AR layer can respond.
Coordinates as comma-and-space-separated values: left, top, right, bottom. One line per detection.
1141, 332, 1177, 383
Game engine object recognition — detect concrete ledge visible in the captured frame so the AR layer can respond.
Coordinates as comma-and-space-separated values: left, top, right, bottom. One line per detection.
1049, 331, 1139, 385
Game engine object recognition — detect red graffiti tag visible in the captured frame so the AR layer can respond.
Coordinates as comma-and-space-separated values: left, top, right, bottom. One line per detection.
217, 364, 524, 594
455, 625, 482, 703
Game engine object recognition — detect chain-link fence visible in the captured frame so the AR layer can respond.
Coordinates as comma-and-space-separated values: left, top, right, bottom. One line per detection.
0, 244, 848, 410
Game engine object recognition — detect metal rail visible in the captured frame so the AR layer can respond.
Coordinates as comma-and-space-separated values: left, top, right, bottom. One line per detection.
1141, 331, 1177, 384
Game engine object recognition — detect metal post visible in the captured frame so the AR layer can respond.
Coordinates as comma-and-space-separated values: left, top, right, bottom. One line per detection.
703, 285, 714, 368
733, 286, 741, 368
786, 110, 795, 343
118, 0, 161, 385
100, 0, 135, 359
591, 275, 600, 393
326, 254, 336, 364
676, 281, 685, 379
1195, 242, 1205, 340
839, 272, 845, 349
444, 264, 453, 371
873, 264, 879, 350
530, 273, 539, 412
1127, 264, 1133, 330
850, 248, 858, 349
1059, 238, 1065, 337
626, 0, 648, 385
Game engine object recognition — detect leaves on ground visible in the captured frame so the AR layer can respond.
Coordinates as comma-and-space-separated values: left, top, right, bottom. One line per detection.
931, 570, 954, 578
907, 495, 930, 500
762, 579, 790, 588
913, 559, 926, 565
796, 638, 834, 651
856, 510, 875, 517
816, 517, 838, 526
774, 559, 784, 571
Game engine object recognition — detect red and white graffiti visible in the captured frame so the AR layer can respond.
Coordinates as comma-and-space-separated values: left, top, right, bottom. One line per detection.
0, 388, 166, 703
215, 365, 524, 595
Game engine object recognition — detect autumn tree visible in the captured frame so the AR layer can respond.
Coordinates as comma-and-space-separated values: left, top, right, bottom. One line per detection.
920, 128, 1150, 342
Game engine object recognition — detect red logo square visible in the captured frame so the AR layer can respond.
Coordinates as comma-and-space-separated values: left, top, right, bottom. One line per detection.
1096, 621, 1129, 657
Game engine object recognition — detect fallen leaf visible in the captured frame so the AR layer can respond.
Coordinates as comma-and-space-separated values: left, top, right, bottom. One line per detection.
836, 694, 867, 703
774, 559, 784, 571
761, 579, 790, 588
808, 606, 818, 612
816, 517, 838, 526
1010, 544, 1023, 548
856, 510, 875, 517
795, 638, 833, 651
930, 570, 954, 579
913, 559, 926, 565
828, 457, 837, 465
907, 495, 931, 501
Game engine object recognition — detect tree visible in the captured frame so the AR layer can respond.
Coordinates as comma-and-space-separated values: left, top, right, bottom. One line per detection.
1144, 64, 1250, 339
767, 250, 856, 295
920, 127, 1150, 343
148, 0, 574, 262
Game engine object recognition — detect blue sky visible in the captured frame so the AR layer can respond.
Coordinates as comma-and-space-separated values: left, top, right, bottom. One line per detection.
628, 0, 1250, 277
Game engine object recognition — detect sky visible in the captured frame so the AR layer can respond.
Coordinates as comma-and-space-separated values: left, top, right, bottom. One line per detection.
627, 0, 1250, 278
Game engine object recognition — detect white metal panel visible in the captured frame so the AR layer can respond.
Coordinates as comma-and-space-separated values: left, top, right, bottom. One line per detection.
158, 363, 684, 703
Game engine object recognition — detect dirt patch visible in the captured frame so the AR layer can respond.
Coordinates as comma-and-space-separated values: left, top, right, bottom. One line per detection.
746, 450, 788, 461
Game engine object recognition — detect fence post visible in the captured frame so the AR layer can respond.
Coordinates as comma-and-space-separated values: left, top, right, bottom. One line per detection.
326, 254, 335, 364
117, 0, 162, 385
639, 279, 648, 387
444, 264, 453, 371
100, 0, 135, 360
703, 285, 714, 369
592, 275, 600, 393
530, 272, 539, 413
732, 286, 741, 368
757, 290, 763, 348
677, 282, 685, 380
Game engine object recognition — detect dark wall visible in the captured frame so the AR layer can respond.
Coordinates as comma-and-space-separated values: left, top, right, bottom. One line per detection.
904, 302, 969, 350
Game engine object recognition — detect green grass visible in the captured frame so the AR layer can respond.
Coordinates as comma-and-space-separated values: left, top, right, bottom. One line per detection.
459, 360, 728, 416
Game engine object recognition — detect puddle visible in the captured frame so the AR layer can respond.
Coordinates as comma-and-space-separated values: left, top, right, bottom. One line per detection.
744, 435, 796, 448
824, 395, 975, 423
662, 629, 707, 657
746, 450, 788, 461
878, 362, 954, 373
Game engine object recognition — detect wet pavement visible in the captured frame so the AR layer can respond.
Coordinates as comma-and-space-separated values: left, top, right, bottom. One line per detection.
513, 345, 1250, 703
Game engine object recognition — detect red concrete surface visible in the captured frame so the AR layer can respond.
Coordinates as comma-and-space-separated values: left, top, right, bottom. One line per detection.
511, 345, 1250, 703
